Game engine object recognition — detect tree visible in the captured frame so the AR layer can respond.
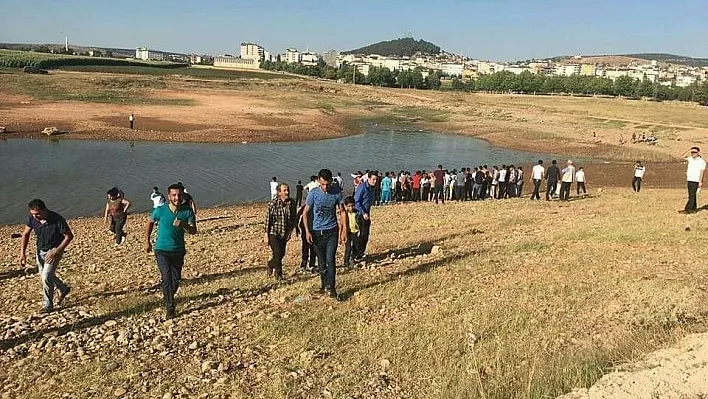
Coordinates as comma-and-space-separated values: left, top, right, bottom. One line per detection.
694, 80, 708, 104
613, 75, 637, 97
637, 77, 655, 98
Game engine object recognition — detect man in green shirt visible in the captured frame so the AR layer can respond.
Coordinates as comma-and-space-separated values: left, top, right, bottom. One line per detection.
145, 184, 197, 320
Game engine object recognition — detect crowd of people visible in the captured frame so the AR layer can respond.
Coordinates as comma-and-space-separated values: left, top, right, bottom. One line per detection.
16, 149, 707, 320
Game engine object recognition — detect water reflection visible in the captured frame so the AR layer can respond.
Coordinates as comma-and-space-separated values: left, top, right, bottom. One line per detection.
0, 127, 549, 224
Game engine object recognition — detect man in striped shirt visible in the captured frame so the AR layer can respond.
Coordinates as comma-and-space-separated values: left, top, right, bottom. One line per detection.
265, 182, 298, 280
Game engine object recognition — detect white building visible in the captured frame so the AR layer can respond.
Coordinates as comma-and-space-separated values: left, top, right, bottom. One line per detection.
301, 51, 319, 66
506, 66, 532, 75
135, 47, 165, 61
285, 48, 300, 64
440, 63, 464, 77
240, 43, 264, 61
676, 75, 697, 87
556, 64, 580, 76
213, 56, 260, 70
604, 70, 629, 81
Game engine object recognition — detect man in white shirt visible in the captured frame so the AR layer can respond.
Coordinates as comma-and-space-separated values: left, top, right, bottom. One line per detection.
559, 160, 575, 201
575, 167, 587, 196
530, 160, 545, 200
269, 177, 279, 200
150, 186, 165, 208
683, 147, 706, 213
632, 161, 645, 192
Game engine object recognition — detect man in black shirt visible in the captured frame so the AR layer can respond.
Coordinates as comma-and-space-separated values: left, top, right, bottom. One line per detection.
295, 180, 304, 207
545, 160, 561, 201
19, 199, 74, 313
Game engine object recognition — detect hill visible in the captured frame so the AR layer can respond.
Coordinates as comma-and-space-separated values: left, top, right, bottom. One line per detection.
0, 42, 186, 58
343, 37, 441, 56
546, 53, 708, 67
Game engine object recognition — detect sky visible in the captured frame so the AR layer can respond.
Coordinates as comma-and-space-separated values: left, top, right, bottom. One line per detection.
1, 0, 707, 61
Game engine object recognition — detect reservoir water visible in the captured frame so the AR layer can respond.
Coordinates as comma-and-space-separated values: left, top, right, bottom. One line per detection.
0, 127, 548, 224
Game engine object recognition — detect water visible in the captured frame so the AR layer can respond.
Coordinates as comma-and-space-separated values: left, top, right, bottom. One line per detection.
0, 127, 548, 224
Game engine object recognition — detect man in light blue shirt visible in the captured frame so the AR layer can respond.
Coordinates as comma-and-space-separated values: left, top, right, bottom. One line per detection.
303, 169, 346, 299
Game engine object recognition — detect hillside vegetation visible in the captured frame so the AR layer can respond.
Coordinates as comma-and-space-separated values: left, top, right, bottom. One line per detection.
343, 37, 441, 56
0, 49, 186, 69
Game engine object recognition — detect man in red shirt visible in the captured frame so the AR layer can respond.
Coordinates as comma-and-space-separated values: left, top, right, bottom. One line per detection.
432, 165, 446, 204
411, 171, 422, 202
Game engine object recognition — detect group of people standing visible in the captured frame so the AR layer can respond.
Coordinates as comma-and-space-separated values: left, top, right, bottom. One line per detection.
16, 148, 706, 319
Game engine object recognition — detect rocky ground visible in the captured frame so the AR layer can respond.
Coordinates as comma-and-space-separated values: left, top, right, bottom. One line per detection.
2, 189, 708, 398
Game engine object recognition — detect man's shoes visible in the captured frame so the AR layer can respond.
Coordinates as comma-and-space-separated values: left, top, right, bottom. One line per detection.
326, 289, 340, 301
57, 287, 71, 306
165, 308, 176, 320
317, 287, 327, 296
120, 235, 126, 245
678, 210, 695, 214
40, 307, 53, 314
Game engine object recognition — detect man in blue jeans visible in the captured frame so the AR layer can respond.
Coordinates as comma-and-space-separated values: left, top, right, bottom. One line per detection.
19, 199, 74, 313
303, 168, 347, 300
354, 170, 378, 260
146, 183, 197, 319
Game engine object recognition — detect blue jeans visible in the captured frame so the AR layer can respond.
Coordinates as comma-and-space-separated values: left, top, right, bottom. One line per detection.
36, 249, 68, 310
155, 249, 185, 312
313, 228, 338, 291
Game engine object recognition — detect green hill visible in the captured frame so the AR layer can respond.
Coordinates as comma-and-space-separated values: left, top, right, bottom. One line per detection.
343, 37, 441, 56
622, 53, 708, 67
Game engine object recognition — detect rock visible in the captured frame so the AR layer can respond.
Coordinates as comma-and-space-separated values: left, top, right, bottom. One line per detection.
188, 341, 198, 350
113, 387, 127, 397
104, 320, 117, 327
431, 246, 442, 255
201, 361, 214, 373
379, 358, 391, 371
105, 361, 120, 372
162, 393, 173, 399
217, 362, 229, 372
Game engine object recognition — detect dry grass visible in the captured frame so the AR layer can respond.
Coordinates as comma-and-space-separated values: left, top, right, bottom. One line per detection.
2, 189, 708, 398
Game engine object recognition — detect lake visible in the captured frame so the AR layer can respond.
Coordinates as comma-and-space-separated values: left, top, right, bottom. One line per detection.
0, 126, 549, 224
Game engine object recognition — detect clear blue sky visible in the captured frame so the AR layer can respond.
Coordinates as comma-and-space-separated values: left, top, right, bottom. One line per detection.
2, 0, 706, 61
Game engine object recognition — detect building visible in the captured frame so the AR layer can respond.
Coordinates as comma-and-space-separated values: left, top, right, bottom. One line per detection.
557, 64, 580, 77
580, 64, 596, 76
285, 48, 300, 64
135, 47, 165, 61
440, 63, 464, 77
323, 50, 339, 67
213, 56, 260, 70
189, 54, 203, 64
240, 43, 264, 61
300, 51, 319, 66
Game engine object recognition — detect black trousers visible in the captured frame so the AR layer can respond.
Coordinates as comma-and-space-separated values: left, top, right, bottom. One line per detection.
546, 181, 558, 200
498, 182, 507, 199
686, 181, 699, 212
412, 188, 420, 201
268, 235, 287, 278
112, 215, 126, 244
300, 235, 316, 268
632, 177, 642, 192
560, 182, 572, 200
358, 218, 371, 257
344, 231, 360, 265
434, 186, 445, 204
531, 179, 542, 200
155, 249, 185, 313
422, 186, 430, 201
577, 182, 586, 195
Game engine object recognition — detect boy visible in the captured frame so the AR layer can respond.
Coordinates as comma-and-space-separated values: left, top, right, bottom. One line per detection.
343, 196, 361, 267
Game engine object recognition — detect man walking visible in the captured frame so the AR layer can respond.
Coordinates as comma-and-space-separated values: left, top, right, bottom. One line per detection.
303, 169, 346, 299
19, 199, 73, 313
576, 167, 587, 196
354, 170, 377, 260
531, 160, 544, 200
146, 184, 197, 319
560, 160, 575, 201
682, 147, 706, 214
129, 113, 135, 130
105, 188, 131, 246
269, 177, 278, 200
264, 183, 298, 280
295, 180, 304, 207
546, 160, 561, 201
151, 186, 165, 208
433, 165, 446, 204
632, 161, 645, 192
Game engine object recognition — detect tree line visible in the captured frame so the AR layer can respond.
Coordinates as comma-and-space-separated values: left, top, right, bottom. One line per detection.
260, 60, 708, 104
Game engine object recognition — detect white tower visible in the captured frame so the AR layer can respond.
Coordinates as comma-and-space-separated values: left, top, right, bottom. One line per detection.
65, 36, 68, 53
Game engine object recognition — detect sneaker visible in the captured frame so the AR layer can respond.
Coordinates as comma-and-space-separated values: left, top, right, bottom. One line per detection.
120, 235, 126, 245
40, 307, 53, 314
327, 289, 340, 301
57, 286, 71, 306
